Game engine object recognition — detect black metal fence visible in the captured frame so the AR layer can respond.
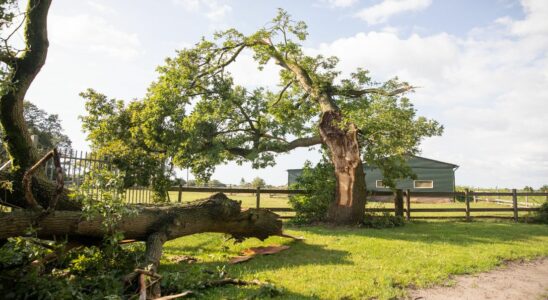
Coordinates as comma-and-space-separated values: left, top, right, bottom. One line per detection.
42, 148, 154, 204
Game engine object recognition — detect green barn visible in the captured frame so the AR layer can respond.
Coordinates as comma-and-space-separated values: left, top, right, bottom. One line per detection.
287, 156, 459, 202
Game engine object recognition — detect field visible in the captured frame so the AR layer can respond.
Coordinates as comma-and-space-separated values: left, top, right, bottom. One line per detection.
160, 220, 548, 299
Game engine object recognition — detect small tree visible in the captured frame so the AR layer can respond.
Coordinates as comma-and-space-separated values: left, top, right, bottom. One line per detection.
251, 177, 266, 188
523, 186, 534, 192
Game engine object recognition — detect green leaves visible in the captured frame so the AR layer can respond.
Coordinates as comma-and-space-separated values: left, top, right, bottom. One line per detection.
80, 8, 442, 192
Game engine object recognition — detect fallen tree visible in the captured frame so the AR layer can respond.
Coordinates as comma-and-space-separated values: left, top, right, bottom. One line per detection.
1, 193, 284, 298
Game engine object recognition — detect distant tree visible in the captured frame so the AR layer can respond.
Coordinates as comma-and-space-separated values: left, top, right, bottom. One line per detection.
523, 186, 534, 192
251, 177, 266, 188
539, 185, 548, 192
240, 177, 246, 186
208, 179, 226, 187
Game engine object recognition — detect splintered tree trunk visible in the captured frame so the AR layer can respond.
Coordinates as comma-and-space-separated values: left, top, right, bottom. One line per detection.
319, 111, 367, 224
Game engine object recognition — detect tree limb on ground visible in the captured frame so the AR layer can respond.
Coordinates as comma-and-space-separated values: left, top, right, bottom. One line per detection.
0, 193, 285, 298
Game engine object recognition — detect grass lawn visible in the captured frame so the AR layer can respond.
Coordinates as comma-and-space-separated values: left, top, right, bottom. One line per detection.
160, 220, 548, 299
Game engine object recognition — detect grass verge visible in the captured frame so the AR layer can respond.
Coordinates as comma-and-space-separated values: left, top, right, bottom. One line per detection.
160, 220, 548, 299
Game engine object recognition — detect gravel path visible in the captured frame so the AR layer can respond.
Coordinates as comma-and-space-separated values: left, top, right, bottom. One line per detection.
407, 258, 548, 300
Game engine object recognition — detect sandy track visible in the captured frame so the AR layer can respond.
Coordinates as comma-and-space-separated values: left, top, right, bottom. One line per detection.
407, 258, 548, 300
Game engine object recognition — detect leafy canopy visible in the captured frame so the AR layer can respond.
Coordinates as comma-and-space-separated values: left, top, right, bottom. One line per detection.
81, 9, 442, 189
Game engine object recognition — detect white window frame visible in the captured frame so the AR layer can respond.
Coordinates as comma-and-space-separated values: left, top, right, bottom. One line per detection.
376, 180, 387, 188
414, 180, 434, 189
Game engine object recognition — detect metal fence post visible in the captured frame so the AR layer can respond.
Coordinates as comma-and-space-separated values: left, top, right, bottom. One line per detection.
405, 189, 411, 221
465, 189, 471, 221
512, 188, 518, 222
256, 186, 261, 209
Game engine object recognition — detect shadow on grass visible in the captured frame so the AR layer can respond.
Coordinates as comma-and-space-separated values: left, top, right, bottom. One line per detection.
289, 220, 548, 246
161, 241, 348, 299
162, 239, 351, 272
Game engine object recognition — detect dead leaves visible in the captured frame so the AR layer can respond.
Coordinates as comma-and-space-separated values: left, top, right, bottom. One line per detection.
229, 245, 290, 264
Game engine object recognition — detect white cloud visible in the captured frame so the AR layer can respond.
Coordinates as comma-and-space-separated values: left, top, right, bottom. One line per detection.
313, 0, 548, 187
49, 14, 142, 60
356, 0, 432, 25
86, 1, 116, 15
324, 0, 359, 8
172, 0, 232, 21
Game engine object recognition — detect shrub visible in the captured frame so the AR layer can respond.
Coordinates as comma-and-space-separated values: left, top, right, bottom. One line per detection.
289, 158, 336, 224
531, 201, 548, 224
362, 212, 404, 229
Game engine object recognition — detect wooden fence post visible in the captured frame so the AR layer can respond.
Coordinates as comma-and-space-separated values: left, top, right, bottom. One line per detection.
177, 183, 183, 203
256, 186, 261, 209
512, 188, 518, 222
394, 189, 404, 217
405, 189, 411, 221
465, 189, 471, 221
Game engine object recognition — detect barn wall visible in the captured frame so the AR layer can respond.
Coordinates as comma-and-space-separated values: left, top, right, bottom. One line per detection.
288, 156, 457, 193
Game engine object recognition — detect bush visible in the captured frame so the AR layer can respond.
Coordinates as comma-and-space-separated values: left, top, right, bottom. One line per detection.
289, 158, 336, 224
362, 212, 404, 229
531, 201, 548, 224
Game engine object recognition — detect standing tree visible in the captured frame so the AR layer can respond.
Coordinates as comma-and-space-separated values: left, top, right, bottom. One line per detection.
251, 177, 266, 188
82, 9, 442, 224
145, 10, 441, 223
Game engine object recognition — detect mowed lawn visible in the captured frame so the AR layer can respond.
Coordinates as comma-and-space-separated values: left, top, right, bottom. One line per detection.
160, 220, 548, 299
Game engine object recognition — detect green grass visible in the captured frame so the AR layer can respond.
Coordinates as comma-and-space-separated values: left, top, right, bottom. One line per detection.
160, 220, 548, 299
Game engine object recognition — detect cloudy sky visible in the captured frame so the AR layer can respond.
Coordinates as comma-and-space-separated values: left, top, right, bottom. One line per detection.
19, 0, 548, 188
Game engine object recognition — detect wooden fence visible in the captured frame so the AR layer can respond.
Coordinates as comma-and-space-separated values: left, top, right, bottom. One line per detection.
169, 186, 547, 221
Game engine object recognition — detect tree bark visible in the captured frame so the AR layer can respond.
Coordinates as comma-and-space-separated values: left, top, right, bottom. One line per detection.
1, 193, 283, 298
319, 111, 367, 224
0, 170, 82, 210
258, 45, 369, 224
0, 193, 283, 242
0, 0, 52, 172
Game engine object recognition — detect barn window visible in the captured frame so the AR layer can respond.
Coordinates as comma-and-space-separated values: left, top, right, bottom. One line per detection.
414, 180, 434, 189
376, 180, 387, 188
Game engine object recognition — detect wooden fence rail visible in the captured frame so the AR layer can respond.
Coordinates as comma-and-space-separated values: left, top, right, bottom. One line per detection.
169, 186, 547, 221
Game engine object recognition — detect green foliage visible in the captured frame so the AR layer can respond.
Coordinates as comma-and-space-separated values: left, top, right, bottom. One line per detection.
0, 168, 145, 299
80, 9, 441, 189
0, 0, 18, 95
289, 158, 336, 224
77, 166, 137, 250
531, 201, 548, 224
80, 89, 173, 201
523, 186, 534, 192
0, 238, 144, 299
362, 212, 405, 229
251, 176, 266, 188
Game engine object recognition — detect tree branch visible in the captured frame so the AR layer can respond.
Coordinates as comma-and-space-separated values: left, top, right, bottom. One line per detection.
334, 84, 414, 98
270, 135, 322, 152
270, 80, 293, 107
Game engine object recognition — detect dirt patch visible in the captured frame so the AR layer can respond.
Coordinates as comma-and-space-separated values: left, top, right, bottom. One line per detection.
407, 258, 548, 300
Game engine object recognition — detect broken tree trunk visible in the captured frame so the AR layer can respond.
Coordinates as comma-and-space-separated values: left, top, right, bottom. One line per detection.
319, 111, 367, 225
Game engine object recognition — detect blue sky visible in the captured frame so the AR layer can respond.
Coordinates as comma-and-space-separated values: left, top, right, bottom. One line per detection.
15, 0, 548, 188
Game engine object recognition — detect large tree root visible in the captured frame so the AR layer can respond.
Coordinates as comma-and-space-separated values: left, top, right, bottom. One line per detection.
0, 193, 284, 299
